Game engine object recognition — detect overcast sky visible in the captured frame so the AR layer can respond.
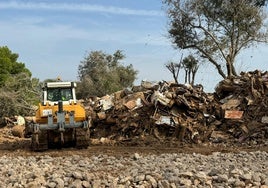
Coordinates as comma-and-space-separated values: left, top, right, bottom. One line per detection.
1, 0, 268, 92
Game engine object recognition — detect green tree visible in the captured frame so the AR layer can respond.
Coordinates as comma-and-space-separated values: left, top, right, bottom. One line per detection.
182, 55, 199, 85
163, 0, 268, 78
77, 50, 138, 97
0, 46, 31, 86
166, 54, 184, 84
166, 61, 182, 84
166, 55, 199, 85
0, 73, 41, 117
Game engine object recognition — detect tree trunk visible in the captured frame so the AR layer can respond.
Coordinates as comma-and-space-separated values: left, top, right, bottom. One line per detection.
231, 63, 237, 76
173, 74, 179, 84
215, 63, 226, 79
226, 61, 238, 78
188, 72, 191, 84
205, 55, 226, 78
185, 71, 188, 83
226, 55, 238, 77
191, 72, 196, 85
226, 62, 233, 78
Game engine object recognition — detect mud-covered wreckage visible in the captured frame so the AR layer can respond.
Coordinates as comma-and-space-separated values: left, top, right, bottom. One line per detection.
86, 70, 268, 145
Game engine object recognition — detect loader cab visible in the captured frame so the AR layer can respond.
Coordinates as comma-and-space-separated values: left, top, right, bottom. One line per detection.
42, 82, 77, 105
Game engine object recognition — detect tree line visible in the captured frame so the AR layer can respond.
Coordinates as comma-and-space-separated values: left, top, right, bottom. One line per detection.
0, 47, 137, 117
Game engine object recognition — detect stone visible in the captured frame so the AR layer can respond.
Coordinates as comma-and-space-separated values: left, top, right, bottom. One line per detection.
92, 179, 101, 188
145, 175, 157, 188
234, 179, 246, 187
240, 173, 252, 181
170, 183, 177, 188
72, 171, 83, 180
262, 178, 268, 186
208, 168, 221, 176
70, 179, 83, 188
158, 180, 170, 188
179, 171, 193, 177
217, 174, 229, 183
252, 173, 261, 183
230, 168, 243, 177
179, 178, 192, 187
195, 171, 208, 181
119, 176, 133, 184
26, 181, 41, 188
134, 153, 141, 160
54, 178, 64, 188
47, 182, 57, 188
82, 181, 90, 188
227, 177, 236, 185
134, 174, 145, 182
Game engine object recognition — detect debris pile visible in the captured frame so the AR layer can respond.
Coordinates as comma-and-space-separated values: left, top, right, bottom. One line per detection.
214, 70, 268, 143
1, 70, 267, 146
86, 70, 268, 145
87, 81, 221, 145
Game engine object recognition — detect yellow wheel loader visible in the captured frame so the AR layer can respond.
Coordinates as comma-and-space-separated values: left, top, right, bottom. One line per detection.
29, 82, 90, 151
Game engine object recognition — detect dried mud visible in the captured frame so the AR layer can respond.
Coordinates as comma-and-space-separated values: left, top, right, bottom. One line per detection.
0, 126, 267, 158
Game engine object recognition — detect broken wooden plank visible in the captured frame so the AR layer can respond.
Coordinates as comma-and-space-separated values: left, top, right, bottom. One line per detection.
124, 98, 143, 110
221, 99, 241, 110
224, 110, 243, 119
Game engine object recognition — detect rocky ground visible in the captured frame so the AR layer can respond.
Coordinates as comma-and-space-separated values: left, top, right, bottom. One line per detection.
1, 70, 268, 187
0, 126, 267, 188
0, 148, 267, 188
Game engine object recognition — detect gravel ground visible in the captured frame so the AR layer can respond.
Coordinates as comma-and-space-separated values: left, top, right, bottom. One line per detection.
0, 150, 267, 188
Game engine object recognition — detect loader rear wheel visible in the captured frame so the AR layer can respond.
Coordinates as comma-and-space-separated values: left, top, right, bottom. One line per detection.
31, 131, 48, 151
75, 128, 90, 149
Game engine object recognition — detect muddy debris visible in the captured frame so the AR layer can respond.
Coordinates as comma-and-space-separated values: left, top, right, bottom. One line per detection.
1, 70, 267, 147
84, 71, 268, 146
215, 70, 268, 144
11, 125, 25, 138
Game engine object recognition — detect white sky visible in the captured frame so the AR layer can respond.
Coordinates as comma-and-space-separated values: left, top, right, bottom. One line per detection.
1, 0, 268, 92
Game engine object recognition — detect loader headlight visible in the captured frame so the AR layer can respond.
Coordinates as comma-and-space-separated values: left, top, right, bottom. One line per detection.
42, 109, 53, 117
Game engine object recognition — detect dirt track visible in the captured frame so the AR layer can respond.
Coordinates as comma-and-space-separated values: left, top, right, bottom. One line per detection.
0, 126, 267, 157
1, 125, 268, 157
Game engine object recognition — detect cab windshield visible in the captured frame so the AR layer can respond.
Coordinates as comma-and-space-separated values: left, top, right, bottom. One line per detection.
47, 88, 73, 101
